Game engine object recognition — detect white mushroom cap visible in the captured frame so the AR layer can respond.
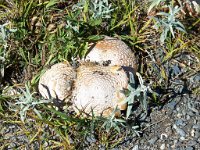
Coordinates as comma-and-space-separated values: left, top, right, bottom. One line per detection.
85, 36, 137, 71
72, 63, 128, 116
38, 62, 76, 100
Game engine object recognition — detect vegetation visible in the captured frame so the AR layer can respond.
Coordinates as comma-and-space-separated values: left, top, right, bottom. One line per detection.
0, 0, 199, 149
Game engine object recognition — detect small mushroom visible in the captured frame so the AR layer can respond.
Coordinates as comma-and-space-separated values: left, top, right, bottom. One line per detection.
84, 36, 137, 72
38, 62, 76, 101
72, 62, 128, 117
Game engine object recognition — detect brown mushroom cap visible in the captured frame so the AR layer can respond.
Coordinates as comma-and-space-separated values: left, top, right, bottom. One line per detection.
72, 63, 128, 116
85, 36, 137, 72
38, 62, 76, 100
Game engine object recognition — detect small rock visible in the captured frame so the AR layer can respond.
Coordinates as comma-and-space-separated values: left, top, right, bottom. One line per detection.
193, 124, 200, 129
186, 146, 194, 150
7, 143, 16, 149
187, 140, 197, 146
173, 124, 186, 137
176, 119, 186, 126
191, 129, 195, 137
167, 101, 177, 110
177, 113, 182, 118
193, 74, 200, 82
160, 133, 168, 140
132, 145, 139, 150
43, 141, 48, 147
186, 115, 191, 120
194, 130, 200, 139
188, 103, 199, 114
165, 126, 173, 135
86, 135, 96, 143
182, 110, 187, 115
197, 138, 200, 143
148, 137, 158, 145
171, 139, 178, 149
99, 145, 106, 150
112, 148, 119, 150
69, 136, 74, 144
160, 143, 165, 150
176, 107, 180, 112
140, 139, 145, 144
187, 111, 195, 117
180, 136, 185, 141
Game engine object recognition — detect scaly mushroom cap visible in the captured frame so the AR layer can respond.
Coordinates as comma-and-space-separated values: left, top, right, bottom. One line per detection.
72, 63, 128, 116
38, 62, 76, 100
85, 36, 137, 71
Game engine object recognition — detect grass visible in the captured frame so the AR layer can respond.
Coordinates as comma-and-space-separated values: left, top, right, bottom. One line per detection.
0, 0, 200, 149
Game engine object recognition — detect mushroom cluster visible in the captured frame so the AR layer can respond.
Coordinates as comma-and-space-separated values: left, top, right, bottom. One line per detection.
38, 36, 137, 117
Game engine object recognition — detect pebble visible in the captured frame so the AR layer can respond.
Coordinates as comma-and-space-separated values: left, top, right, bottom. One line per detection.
69, 136, 74, 144
112, 148, 119, 150
187, 111, 195, 117
167, 101, 177, 110
188, 103, 199, 114
7, 143, 17, 149
182, 110, 187, 116
193, 74, 200, 82
191, 129, 195, 137
177, 113, 182, 118
123, 139, 131, 146
176, 107, 181, 112
86, 135, 96, 143
165, 126, 173, 136
98, 144, 106, 150
194, 130, 200, 139
160, 133, 168, 140
173, 124, 186, 137
32, 141, 40, 150
193, 124, 200, 129
43, 141, 48, 147
186, 115, 191, 120
99, 147, 106, 150
148, 137, 158, 145
186, 146, 194, 150
132, 145, 139, 150
180, 136, 185, 141
187, 140, 197, 146
160, 143, 165, 150
176, 119, 186, 126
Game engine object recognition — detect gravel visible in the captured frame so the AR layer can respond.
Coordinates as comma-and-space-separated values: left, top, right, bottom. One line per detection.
114, 52, 200, 149
135, 93, 199, 149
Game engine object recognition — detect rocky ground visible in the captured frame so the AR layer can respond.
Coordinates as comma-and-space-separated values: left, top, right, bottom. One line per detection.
1, 51, 199, 150
88, 53, 200, 149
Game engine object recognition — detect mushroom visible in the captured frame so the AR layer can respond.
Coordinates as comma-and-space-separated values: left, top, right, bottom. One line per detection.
38, 62, 76, 101
84, 36, 137, 72
72, 62, 129, 117
38, 36, 134, 116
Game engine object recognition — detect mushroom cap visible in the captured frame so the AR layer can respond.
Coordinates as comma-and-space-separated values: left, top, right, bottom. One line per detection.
72, 63, 128, 116
84, 36, 137, 71
38, 62, 76, 100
